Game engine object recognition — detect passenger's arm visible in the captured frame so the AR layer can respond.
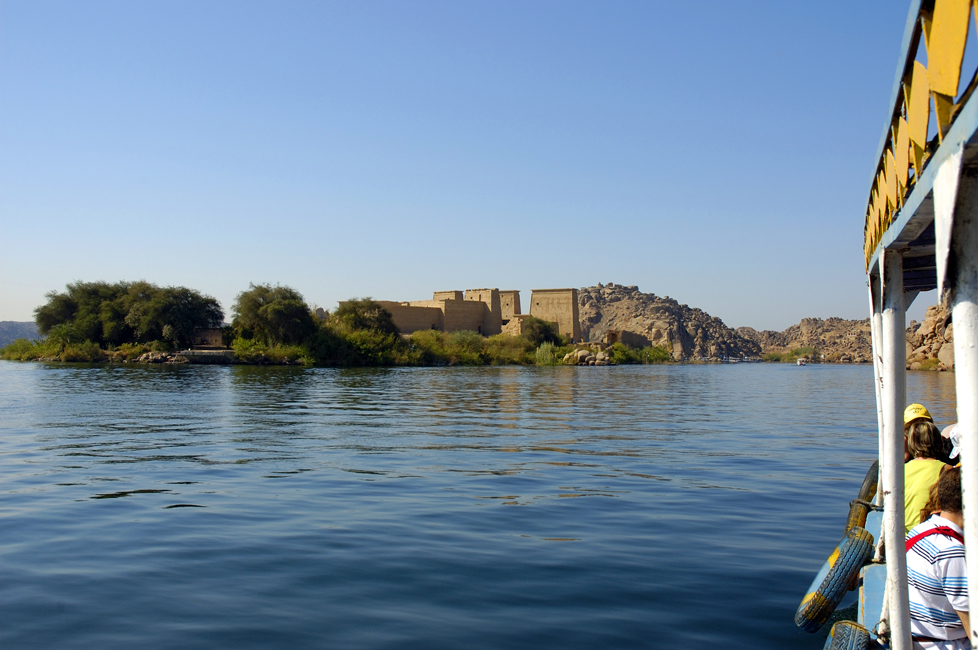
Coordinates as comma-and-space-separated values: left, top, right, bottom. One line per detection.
956, 610, 970, 637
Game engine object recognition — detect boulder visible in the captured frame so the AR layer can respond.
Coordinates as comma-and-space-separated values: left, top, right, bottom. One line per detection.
938, 342, 955, 370
917, 319, 937, 338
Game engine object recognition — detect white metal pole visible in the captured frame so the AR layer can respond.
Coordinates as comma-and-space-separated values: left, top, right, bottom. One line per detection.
882, 250, 910, 650
949, 169, 978, 647
869, 277, 885, 505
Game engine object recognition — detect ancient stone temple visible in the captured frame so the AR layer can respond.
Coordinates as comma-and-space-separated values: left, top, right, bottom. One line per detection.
376, 287, 579, 341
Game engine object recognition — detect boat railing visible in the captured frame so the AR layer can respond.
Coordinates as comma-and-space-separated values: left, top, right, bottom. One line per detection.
862, 2, 978, 649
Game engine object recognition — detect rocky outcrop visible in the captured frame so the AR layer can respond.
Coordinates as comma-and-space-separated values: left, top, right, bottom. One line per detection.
737, 317, 873, 363
578, 283, 761, 360
562, 347, 613, 366
906, 304, 954, 370
135, 352, 189, 364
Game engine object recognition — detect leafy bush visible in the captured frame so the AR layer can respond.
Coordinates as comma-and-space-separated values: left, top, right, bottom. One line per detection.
231, 337, 311, 365
918, 358, 941, 371
60, 341, 104, 362
535, 342, 561, 365
263, 345, 310, 365
402, 330, 486, 366
521, 317, 566, 347
47, 323, 77, 353
345, 329, 403, 366
1, 338, 46, 360
303, 326, 359, 366
444, 331, 485, 365
609, 342, 638, 364
484, 334, 534, 365
608, 342, 672, 364
106, 343, 150, 362
763, 352, 784, 362
406, 330, 449, 365
642, 345, 672, 363
232, 337, 267, 363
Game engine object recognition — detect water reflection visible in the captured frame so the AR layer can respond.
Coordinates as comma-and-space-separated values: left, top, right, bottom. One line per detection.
908, 370, 958, 426
0, 362, 967, 650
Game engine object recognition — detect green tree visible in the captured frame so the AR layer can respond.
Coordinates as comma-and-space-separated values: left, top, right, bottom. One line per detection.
331, 298, 399, 336
34, 280, 223, 348
35, 281, 128, 344
47, 323, 76, 354
232, 284, 316, 345
35, 291, 78, 335
520, 316, 564, 347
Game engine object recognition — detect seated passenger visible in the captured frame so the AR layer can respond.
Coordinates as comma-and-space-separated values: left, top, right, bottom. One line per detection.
905, 420, 950, 533
905, 403, 935, 462
907, 467, 970, 649
943, 423, 962, 466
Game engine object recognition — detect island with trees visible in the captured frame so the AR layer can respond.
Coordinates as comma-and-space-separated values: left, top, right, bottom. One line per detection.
1, 280, 673, 367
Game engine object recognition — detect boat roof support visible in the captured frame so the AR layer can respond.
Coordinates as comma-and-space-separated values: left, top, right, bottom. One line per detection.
945, 166, 978, 647
869, 276, 885, 507
882, 250, 911, 650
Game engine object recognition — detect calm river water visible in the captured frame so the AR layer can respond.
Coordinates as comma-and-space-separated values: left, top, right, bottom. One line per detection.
0, 362, 960, 649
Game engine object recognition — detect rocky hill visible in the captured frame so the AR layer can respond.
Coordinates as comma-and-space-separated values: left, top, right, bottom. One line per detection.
578, 283, 761, 360
0, 321, 40, 348
906, 304, 954, 370
736, 317, 873, 363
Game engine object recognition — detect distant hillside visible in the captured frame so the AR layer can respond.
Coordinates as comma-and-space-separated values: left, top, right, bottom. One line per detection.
579, 283, 761, 360
0, 321, 40, 348
736, 318, 872, 363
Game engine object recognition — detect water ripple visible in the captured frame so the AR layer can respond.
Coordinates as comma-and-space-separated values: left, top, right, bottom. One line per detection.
0, 362, 960, 649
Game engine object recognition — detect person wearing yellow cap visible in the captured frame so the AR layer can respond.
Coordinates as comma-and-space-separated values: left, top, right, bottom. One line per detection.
903, 404, 950, 532
903, 404, 934, 462
905, 403, 933, 428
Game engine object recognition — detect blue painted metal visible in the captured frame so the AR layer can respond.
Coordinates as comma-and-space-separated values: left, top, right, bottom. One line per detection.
865, 509, 884, 543
857, 511, 884, 633
859, 563, 888, 638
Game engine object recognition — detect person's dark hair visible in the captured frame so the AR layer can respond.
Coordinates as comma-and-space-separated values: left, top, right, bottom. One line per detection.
938, 466, 962, 514
940, 435, 956, 465
907, 421, 945, 459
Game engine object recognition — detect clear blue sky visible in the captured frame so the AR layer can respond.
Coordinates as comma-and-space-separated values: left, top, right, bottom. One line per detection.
1, 1, 926, 330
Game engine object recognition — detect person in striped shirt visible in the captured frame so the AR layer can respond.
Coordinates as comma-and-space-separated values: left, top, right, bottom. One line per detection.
907, 466, 970, 649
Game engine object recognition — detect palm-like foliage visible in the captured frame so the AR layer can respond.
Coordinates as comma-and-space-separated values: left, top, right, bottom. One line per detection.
47, 323, 76, 353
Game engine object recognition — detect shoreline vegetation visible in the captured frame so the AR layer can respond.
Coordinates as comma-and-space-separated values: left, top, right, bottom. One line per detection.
0, 280, 876, 367
1, 280, 679, 367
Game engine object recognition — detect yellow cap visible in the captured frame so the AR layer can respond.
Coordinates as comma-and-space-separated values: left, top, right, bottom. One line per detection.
904, 403, 933, 425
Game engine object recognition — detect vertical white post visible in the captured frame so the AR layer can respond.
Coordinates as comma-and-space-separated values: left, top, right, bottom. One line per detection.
869, 277, 886, 505
882, 250, 910, 650
948, 169, 978, 647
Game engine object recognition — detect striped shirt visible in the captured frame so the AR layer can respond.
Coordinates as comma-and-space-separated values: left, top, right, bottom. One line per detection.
907, 515, 969, 642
